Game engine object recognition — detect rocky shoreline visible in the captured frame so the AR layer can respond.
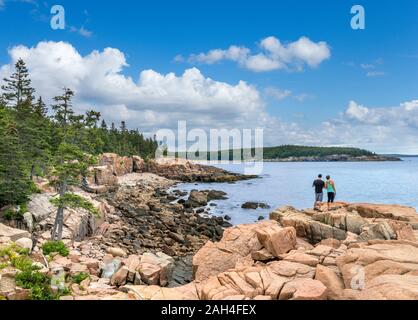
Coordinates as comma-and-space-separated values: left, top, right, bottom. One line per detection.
1, 154, 418, 300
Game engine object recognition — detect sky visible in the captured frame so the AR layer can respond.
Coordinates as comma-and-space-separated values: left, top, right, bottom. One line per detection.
0, 0, 417, 154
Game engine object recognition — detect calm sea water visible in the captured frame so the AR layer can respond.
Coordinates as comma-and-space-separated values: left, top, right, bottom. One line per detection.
174, 158, 418, 225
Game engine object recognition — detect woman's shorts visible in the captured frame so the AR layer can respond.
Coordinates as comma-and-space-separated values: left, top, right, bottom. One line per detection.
327, 192, 335, 203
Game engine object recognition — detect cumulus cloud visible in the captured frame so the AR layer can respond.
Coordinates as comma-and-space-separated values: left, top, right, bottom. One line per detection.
323, 100, 418, 153
1, 41, 417, 153
344, 100, 418, 128
0, 41, 266, 132
187, 36, 331, 72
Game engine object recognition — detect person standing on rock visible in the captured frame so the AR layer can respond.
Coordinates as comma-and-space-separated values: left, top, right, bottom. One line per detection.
325, 175, 336, 211
312, 174, 325, 210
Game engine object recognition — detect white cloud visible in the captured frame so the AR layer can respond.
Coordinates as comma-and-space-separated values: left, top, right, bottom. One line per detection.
1, 41, 417, 153
0, 41, 265, 132
187, 36, 331, 72
345, 100, 371, 122
264, 87, 292, 101
324, 99, 418, 153
366, 71, 385, 77
344, 100, 418, 128
360, 63, 374, 70
70, 26, 93, 38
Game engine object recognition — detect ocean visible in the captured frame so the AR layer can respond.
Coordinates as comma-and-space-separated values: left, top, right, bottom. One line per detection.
174, 157, 418, 225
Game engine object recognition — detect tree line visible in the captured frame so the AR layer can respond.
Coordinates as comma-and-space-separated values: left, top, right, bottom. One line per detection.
0, 59, 158, 239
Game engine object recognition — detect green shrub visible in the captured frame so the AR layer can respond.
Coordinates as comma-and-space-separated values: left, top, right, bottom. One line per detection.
15, 270, 55, 300
71, 272, 89, 284
11, 255, 34, 272
0, 244, 30, 259
42, 241, 69, 257
2, 203, 28, 221
3, 208, 20, 220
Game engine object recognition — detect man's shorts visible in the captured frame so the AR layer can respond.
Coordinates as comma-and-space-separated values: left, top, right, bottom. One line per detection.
315, 193, 323, 202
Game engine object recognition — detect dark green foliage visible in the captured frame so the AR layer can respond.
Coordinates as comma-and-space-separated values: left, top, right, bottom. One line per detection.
1, 58, 35, 108
1, 244, 56, 300
71, 272, 90, 284
15, 270, 55, 300
42, 240, 69, 257
262, 145, 374, 159
198, 145, 375, 161
2, 203, 28, 221
0, 59, 158, 211
0, 111, 34, 207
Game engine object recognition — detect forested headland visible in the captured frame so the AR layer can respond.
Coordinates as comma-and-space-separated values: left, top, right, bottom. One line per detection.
0, 59, 158, 235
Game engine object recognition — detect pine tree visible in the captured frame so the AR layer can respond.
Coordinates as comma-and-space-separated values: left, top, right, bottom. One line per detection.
1, 58, 35, 108
0, 110, 32, 207
49, 88, 97, 241
34, 96, 48, 118
51, 88, 75, 138
100, 119, 108, 131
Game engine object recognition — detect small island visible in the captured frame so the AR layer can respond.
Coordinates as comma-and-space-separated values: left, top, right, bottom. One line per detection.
203, 145, 401, 162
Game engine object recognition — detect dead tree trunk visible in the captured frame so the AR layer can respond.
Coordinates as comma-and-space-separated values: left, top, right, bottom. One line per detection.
51, 179, 67, 241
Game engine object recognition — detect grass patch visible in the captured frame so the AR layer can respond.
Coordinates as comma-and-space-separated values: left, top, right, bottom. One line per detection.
42, 241, 69, 257
71, 272, 89, 284
15, 270, 56, 300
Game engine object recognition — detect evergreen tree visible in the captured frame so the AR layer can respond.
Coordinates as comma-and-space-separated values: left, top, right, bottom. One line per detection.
49, 88, 97, 241
51, 88, 75, 138
1, 58, 35, 108
34, 96, 48, 118
100, 119, 108, 131
0, 110, 32, 206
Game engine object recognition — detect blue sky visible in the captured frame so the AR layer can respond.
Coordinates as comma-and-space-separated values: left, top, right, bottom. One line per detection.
0, 0, 418, 153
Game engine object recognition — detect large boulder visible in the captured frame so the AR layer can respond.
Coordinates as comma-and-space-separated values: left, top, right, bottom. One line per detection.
99, 153, 133, 176
93, 166, 118, 186
279, 278, 327, 300
139, 252, 174, 287
314, 264, 344, 300
32, 191, 109, 241
27, 193, 56, 222
0, 223, 30, 242
256, 225, 297, 257
347, 203, 418, 226
187, 190, 208, 208
122, 282, 199, 300
346, 274, 418, 300
132, 156, 146, 173
336, 241, 418, 293
270, 206, 347, 243
192, 221, 276, 281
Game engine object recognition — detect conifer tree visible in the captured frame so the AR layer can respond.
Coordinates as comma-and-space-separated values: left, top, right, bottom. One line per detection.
1, 58, 35, 108
0, 110, 32, 206
49, 88, 97, 241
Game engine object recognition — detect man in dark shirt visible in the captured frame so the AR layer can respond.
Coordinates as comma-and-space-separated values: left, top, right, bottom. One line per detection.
312, 174, 325, 210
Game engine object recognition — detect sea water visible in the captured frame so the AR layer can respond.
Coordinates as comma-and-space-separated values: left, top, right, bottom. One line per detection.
175, 157, 418, 225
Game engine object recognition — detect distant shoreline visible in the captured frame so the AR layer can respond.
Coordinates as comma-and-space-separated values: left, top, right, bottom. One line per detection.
262, 155, 401, 162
